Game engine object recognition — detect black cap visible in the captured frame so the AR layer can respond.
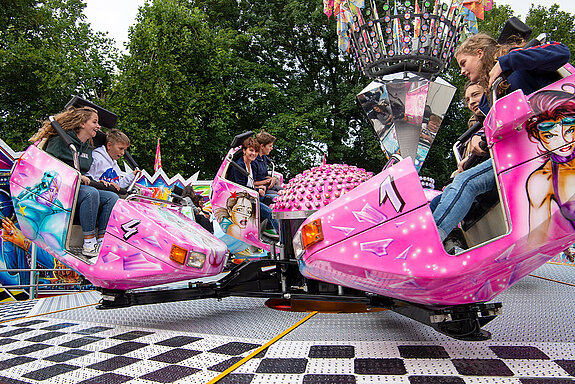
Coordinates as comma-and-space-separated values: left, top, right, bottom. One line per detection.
497, 17, 532, 44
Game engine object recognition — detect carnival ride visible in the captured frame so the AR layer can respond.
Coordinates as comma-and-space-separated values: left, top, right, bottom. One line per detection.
6, 1, 575, 341
9, 97, 229, 291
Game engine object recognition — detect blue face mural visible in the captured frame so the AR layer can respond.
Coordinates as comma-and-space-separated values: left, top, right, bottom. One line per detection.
13, 170, 68, 253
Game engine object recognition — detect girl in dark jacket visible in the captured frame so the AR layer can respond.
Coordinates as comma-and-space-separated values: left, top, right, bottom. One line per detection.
30, 106, 118, 258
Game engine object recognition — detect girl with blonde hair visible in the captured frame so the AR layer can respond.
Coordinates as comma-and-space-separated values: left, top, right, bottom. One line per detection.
32, 106, 119, 258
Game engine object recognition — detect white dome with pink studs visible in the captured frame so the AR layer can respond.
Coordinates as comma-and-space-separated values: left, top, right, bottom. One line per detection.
271, 163, 373, 214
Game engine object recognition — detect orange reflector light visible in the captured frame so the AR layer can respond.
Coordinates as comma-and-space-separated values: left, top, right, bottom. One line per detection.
169, 244, 188, 265
301, 219, 324, 249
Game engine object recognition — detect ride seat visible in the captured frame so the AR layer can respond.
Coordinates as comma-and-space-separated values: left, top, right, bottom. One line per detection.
461, 188, 499, 231
93, 130, 106, 149
36, 138, 48, 150
224, 149, 244, 181
460, 187, 507, 247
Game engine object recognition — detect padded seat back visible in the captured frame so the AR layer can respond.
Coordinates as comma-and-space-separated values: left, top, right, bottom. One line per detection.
461, 188, 500, 231
224, 150, 244, 181
93, 130, 107, 149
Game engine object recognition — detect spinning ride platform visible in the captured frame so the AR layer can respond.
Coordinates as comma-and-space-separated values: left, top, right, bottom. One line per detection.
0, 263, 573, 383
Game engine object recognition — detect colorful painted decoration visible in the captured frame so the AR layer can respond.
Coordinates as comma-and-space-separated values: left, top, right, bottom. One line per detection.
322, 0, 473, 78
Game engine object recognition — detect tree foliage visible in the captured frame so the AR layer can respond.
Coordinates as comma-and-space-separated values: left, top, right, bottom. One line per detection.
526, 4, 575, 56
113, 0, 573, 183
233, 0, 386, 177
110, 0, 385, 179
109, 0, 229, 177
0, 0, 117, 151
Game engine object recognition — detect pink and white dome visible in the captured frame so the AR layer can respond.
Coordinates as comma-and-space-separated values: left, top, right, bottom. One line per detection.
272, 164, 373, 213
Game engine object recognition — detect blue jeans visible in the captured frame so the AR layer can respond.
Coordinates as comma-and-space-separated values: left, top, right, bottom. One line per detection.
432, 159, 495, 240
259, 202, 279, 232
429, 194, 441, 212
77, 185, 119, 236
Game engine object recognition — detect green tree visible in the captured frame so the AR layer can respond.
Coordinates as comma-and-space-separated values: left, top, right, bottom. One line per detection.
526, 4, 575, 55
109, 0, 253, 177
110, 0, 384, 179
0, 0, 117, 151
234, 0, 386, 177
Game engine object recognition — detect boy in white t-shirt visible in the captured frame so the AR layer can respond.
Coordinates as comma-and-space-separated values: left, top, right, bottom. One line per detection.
86, 129, 139, 191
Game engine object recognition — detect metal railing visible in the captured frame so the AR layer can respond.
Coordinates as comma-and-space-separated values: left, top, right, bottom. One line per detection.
0, 243, 89, 300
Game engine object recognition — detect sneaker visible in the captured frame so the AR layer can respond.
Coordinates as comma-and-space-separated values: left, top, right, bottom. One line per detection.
82, 242, 100, 258
264, 228, 278, 236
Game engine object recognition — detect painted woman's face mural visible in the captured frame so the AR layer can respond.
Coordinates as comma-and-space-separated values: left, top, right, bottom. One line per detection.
525, 88, 575, 246
537, 117, 575, 156
229, 197, 252, 229
37, 171, 62, 206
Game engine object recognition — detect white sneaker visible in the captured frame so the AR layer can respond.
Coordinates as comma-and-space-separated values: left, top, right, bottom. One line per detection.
82, 242, 100, 258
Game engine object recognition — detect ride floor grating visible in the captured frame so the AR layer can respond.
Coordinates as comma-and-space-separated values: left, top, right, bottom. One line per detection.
0, 263, 573, 383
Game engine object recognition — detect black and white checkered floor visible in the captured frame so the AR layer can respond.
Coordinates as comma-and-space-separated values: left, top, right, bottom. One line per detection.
0, 263, 574, 384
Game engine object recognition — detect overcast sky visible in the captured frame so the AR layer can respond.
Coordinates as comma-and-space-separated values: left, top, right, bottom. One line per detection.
83, 0, 575, 52
84, 0, 146, 52
496, 0, 575, 17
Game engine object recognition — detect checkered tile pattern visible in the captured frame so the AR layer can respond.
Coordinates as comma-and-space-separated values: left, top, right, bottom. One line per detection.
0, 317, 573, 383
0, 300, 37, 322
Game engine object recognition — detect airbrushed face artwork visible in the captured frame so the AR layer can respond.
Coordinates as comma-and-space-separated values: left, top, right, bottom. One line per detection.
536, 118, 575, 156
229, 197, 252, 229
13, 170, 67, 251
525, 87, 575, 239
215, 191, 257, 239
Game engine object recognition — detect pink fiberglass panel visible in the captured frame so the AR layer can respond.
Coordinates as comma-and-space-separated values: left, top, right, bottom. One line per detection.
10, 146, 77, 257
299, 75, 575, 306
211, 149, 270, 251
10, 145, 78, 211
96, 199, 228, 289
302, 157, 430, 258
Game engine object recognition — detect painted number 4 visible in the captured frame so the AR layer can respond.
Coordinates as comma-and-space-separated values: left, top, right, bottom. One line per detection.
379, 175, 405, 213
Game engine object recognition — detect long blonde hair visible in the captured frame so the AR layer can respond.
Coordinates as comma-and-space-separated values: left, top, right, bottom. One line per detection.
455, 33, 499, 86
455, 33, 527, 97
30, 106, 98, 143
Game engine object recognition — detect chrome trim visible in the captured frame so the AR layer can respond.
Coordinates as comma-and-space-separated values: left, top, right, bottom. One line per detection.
274, 210, 318, 220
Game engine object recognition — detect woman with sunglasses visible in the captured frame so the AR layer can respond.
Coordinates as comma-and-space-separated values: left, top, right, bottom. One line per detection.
526, 89, 575, 244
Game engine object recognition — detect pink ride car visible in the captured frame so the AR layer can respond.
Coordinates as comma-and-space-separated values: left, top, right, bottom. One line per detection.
293, 71, 575, 306
9, 99, 228, 292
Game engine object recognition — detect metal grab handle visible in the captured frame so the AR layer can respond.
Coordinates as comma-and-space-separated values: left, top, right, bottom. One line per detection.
490, 77, 506, 105
453, 121, 484, 164
268, 159, 275, 179
49, 116, 80, 171
126, 170, 141, 194
126, 194, 182, 208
